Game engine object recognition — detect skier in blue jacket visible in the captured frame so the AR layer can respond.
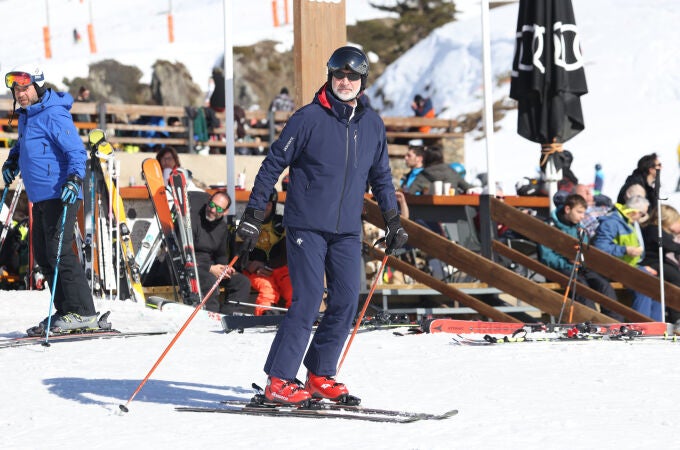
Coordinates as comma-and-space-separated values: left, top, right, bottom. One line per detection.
3, 64, 99, 335
235, 46, 408, 405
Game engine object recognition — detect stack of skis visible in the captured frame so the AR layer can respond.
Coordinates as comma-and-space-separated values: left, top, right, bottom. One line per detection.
79, 129, 145, 304
83, 129, 202, 305
0, 129, 202, 306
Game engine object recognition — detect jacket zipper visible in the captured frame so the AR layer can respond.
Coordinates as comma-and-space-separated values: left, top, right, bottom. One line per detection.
335, 107, 355, 232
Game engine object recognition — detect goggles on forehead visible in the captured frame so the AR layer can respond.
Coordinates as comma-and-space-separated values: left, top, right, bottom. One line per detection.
5, 71, 44, 89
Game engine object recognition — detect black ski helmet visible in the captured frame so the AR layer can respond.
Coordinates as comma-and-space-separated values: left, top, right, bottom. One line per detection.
327, 46, 369, 91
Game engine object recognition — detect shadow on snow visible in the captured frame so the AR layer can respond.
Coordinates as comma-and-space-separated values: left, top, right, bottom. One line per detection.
43, 377, 254, 408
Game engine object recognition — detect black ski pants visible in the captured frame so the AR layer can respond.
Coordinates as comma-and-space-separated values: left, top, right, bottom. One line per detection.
33, 199, 96, 316
197, 268, 251, 314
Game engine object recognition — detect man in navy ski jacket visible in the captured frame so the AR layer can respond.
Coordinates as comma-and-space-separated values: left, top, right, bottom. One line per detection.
3, 64, 98, 334
235, 46, 408, 405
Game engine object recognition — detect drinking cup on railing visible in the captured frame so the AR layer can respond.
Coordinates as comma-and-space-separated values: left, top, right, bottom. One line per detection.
443, 182, 452, 195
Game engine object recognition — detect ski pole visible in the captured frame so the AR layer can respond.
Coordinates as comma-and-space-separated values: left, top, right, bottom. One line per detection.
119, 255, 239, 413
0, 185, 9, 211
336, 252, 389, 376
226, 299, 288, 312
43, 204, 69, 347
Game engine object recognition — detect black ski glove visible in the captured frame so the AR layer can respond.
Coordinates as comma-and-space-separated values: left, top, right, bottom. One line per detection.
235, 207, 265, 266
61, 174, 83, 205
2, 157, 19, 185
383, 209, 408, 255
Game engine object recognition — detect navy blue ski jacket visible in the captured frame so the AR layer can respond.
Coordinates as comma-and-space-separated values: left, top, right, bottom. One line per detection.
247, 84, 397, 234
8, 89, 86, 203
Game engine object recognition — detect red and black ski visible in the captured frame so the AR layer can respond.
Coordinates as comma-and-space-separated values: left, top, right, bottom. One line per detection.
168, 169, 201, 303
423, 318, 670, 336
142, 159, 195, 304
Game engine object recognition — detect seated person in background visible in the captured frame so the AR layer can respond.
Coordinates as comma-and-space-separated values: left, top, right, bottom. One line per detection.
572, 184, 612, 238
155, 146, 204, 190
406, 146, 471, 195
593, 195, 658, 319
639, 204, 680, 323
191, 192, 251, 314
241, 190, 292, 316
617, 153, 661, 207
399, 140, 425, 191
538, 194, 623, 320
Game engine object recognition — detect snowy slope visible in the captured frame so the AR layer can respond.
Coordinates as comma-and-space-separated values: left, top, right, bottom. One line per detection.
367, 0, 680, 201
2, 292, 680, 449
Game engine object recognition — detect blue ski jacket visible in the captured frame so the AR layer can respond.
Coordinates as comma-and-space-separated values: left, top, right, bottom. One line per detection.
247, 84, 397, 234
8, 89, 86, 203
538, 206, 586, 273
593, 203, 643, 266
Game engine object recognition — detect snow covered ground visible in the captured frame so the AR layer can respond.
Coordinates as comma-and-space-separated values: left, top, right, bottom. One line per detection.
2, 291, 680, 449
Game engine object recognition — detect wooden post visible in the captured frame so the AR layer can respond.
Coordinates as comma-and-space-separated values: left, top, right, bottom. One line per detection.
293, 0, 346, 108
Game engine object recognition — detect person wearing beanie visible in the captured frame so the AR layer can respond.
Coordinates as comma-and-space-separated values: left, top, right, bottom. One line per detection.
2, 64, 100, 335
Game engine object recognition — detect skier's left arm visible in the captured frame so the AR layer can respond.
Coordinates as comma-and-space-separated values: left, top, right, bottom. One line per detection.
51, 110, 87, 179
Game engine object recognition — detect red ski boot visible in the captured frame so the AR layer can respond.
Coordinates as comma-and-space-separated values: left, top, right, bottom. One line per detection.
304, 372, 350, 402
264, 376, 312, 405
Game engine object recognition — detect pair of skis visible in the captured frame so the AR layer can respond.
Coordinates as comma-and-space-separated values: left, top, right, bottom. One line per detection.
141, 159, 200, 305
177, 386, 458, 423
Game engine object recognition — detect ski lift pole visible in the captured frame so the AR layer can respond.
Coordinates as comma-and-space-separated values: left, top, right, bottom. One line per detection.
119, 256, 239, 413
655, 168, 665, 321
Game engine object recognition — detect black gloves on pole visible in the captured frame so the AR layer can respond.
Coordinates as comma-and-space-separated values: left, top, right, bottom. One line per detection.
383, 209, 408, 255
235, 207, 265, 266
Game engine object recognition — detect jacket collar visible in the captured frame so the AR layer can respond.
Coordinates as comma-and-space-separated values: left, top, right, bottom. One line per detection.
315, 84, 364, 121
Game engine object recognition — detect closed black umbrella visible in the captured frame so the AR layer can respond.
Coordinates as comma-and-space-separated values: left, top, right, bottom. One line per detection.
510, 0, 588, 201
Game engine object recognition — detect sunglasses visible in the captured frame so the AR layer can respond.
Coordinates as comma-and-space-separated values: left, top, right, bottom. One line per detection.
208, 201, 226, 213
331, 70, 362, 81
5, 71, 44, 89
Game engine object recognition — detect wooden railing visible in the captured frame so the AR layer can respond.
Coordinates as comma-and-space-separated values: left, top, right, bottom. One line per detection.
0, 99, 462, 156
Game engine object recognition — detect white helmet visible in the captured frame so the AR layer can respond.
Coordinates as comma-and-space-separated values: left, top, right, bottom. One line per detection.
8, 63, 45, 87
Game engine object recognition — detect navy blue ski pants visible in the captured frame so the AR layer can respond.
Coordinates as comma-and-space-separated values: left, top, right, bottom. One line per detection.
264, 228, 361, 380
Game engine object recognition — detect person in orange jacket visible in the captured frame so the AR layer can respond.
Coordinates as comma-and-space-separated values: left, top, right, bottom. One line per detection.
242, 189, 292, 316
411, 94, 435, 133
